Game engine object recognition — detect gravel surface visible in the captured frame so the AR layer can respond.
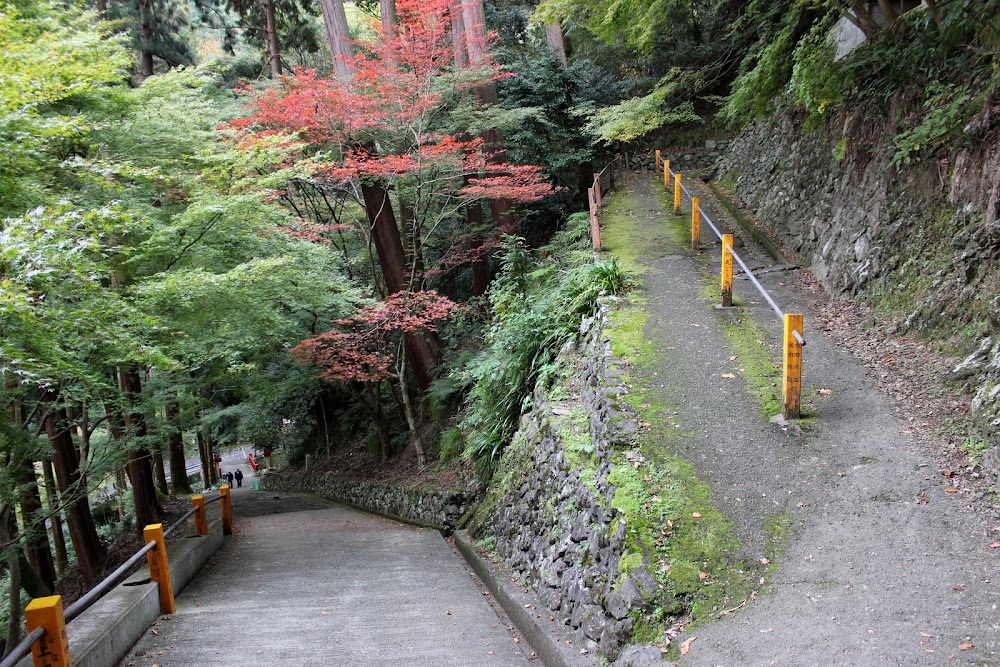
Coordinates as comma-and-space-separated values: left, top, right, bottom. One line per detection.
616, 173, 999, 666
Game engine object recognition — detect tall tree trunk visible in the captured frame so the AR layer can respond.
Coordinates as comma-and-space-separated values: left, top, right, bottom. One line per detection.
95, 0, 107, 19
152, 441, 169, 496
16, 461, 56, 592
166, 398, 193, 494
380, 0, 397, 40
398, 198, 425, 290
461, 0, 510, 290
118, 368, 162, 534
42, 390, 105, 585
138, 0, 154, 78
42, 458, 68, 575
197, 430, 211, 487
8, 399, 56, 590
450, 0, 468, 69
318, 0, 354, 82
396, 346, 425, 468
361, 182, 440, 390
1, 509, 22, 657
545, 22, 568, 65
368, 384, 391, 463
264, 0, 282, 77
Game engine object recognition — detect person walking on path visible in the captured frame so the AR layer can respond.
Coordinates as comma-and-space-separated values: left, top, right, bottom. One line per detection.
234, 469, 244, 488
225, 470, 234, 487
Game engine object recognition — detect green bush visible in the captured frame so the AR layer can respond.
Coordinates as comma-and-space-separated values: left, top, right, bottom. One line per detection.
459, 214, 602, 473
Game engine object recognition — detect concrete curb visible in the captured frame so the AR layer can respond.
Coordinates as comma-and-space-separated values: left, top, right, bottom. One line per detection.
18, 518, 225, 667
453, 530, 597, 667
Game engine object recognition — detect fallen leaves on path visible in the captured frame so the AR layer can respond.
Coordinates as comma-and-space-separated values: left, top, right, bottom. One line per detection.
721, 373, 736, 379
959, 642, 974, 650
988, 541, 1000, 549
680, 636, 698, 655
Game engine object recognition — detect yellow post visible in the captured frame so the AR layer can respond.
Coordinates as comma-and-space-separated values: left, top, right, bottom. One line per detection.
782, 314, 804, 420
593, 173, 602, 207
220, 484, 233, 536
663, 160, 670, 188
655, 149, 661, 170
192, 495, 207, 536
721, 234, 734, 307
25, 596, 70, 667
673, 173, 683, 214
691, 197, 701, 252
144, 524, 176, 614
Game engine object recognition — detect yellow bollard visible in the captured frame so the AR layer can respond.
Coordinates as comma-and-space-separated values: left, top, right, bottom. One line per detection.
691, 197, 701, 252
192, 495, 207, 536
655, 149, 661, 170
26, 595, 70, 667
593, 173, 602, 207
220, 484, 233, 536
673, 173, 683, 214
782, 314, 804, 420
663, 160, 670, 188
721, 234, 734, 307
144, 524, 176, 614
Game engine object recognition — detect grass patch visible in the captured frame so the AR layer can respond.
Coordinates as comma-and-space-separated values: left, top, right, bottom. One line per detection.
718, 313, 783, 417
600, 181, 683, 274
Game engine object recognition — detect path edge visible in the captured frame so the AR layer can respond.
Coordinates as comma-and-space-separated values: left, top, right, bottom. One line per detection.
453, 529, 598, 667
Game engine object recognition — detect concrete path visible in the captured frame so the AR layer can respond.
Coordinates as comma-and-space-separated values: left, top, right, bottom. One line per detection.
120, 488, 534, 666
609, 174, 999, 666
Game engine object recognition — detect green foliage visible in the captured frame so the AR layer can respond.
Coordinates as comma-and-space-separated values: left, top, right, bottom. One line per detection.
789, 11, 845, 125
892, 83, 975, 168
590, 257, 633, 295
721, 0, 827, 126
585, 74, 702, 143
459, 215, 603, 472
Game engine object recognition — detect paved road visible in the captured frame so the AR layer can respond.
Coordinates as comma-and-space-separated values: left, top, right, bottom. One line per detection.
121, 488, 534, 666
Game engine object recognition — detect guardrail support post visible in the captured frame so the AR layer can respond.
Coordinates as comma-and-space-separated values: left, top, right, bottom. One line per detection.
144, 524, 176, 614
26, 595, 70, 667
192, 495, 207, 536
691, 197, 701, 251
593, 173, 602, 207
220, 484, 233, 535
782, 314, 804, 420
673, 173, 683, 214
663, 160, 670, 188
655, 149, 661, 170
721, 234, 734, 307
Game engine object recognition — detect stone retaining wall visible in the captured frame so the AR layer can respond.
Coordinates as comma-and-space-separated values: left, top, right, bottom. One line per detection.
627, 139, 731, 174
715, 113, 1000, 443
261, 475, 473, 532
471, 304, 657, 664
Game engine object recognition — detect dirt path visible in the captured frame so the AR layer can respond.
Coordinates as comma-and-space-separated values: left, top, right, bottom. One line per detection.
604, 173, 999, 666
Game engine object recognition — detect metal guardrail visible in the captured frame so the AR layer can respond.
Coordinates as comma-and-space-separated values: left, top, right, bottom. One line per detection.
0, 487, 233, 667
655, 151, 805, 420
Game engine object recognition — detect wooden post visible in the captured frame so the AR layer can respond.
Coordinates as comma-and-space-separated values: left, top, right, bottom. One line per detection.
663, 160, 670, 188
782, 314, 804, 420
191, 495, 207, 536
220, 484, 233, 535
25, 595, 70, 667
144, 524, 176, 614
655, 149, 661, 170
673, 173, 683, 214
691, 197, 701, 252
588, 188, 601, 251
721, 234, 734, 307
593, 173, 602, 207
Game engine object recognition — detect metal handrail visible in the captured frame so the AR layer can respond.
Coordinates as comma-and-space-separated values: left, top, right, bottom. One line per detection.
664, 160, 805, 346
64, 541, 157, 623
0, 626, 46, 667
0, 489, 228, 666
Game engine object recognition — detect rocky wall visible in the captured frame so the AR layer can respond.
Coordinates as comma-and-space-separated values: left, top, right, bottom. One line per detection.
715, 113, 1000, 443
261, 474, 473, 532
471, 305, 659, 664
626, 139, 731, 174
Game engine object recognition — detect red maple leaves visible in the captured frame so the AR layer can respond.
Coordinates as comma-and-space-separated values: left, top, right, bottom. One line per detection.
290, 290, 457, 383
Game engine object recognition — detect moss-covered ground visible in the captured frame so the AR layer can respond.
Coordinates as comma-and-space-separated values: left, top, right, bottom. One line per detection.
599, 176, 793, 651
